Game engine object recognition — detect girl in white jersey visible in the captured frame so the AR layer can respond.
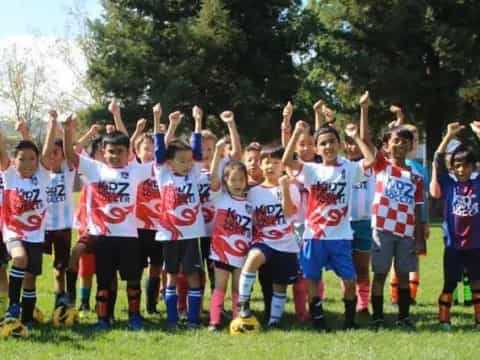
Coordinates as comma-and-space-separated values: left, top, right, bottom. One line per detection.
208, 138, 251, 331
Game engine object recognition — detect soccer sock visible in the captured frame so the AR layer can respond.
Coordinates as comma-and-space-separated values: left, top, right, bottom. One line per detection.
409, 272, 420, 301
259, 268, 273, 318
269, 292, 287, 325
293, 276, 308, 321
165, 286, 179, 324
80, 287, 91, 307
187, 287, 202, 324
472, 290, 480, 324
371, 295, 384, 320
238, 271, 256, 303
95, 289, 109, 321
8, 266, 25, 307
21, 288, 36, 324
127, 286, 141, 316
344, 297, 357, 325
318, 280, 325, 301
209, 288, 225, 325
390, 272, 399, 304
66, 270, 78, 304
177, 273, 188, 314
309, 296, 324, 322
438, 292, 452, 323
356, 277, 370, 311
146, 277, 160, 311
108, 287, 117, 320
398, 288, 410, 320
231, 290, 239, 319
55, 291, 66, 308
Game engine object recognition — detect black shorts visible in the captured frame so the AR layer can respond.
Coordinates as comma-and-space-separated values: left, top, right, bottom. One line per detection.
44, 229, 72, 270
139, 229, 164, 267
163, 238, 203, 275
0, 233, 9, 266
444, 247, 480, 283
213, 260, 236, 273
95, 236, 142, 288
5, 240, 43, 276
252, 243, 299, 285
200, 237, 211, 265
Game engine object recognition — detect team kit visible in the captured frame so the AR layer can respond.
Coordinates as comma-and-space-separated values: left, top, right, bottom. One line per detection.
0, 92, 479, 337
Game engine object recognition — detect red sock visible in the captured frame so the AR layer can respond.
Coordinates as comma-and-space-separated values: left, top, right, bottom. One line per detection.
390, 271, 399, 304
209, 289, 225, 326
127, 287, 141, 315
293, 276, 309, 321
318, 280, 325, 301
357, 277, 370, 311
409, 272, 420, 301
177, 273, 188, 313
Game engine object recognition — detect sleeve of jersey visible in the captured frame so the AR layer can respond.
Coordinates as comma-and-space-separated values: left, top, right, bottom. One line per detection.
78, 154, 100, 182
288, 184, 301, 220
373, 151, 388, 173
154, 133, 166, 166
297, 163, 313, 186
191, 132, 202, 162
415, 177, 425, 205
350, 159, 364, 184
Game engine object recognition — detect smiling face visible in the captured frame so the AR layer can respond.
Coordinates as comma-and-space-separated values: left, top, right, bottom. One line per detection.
15, 148, 39, 178
344, 137, 362, 160
103, 144, 129, 168
224, 166, 248, 197
244, 149, 262, 182
136, 138, 154, 163
260, 156, 283, 181
296, 132, 316, 162
168, 149, 194, 176
316, 132, 340, 164
387, 132, 412, 161
49, 144, 65, 171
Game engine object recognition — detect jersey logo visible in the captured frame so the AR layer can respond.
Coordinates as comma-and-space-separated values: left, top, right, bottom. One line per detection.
452, 192, 479, 217
385, 178, 414, 204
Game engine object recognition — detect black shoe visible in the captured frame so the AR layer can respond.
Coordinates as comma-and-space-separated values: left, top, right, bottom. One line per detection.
208, 324, 221, 332
312, 317, 329, 332
239, 301, 252, 319
410, 298, 417, 306
396, 318, 416, 331
370, 318, 385, 331
146, 305, 160, 315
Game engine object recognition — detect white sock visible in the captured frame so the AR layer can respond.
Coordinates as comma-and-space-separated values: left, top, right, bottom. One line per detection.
238, 272, 256, 303
269, 292, 287, 325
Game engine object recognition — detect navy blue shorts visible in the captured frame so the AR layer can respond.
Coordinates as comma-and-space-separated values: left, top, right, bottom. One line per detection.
301, 239, 356, 281
444, 247, 480, 283
251, 243, 298, 285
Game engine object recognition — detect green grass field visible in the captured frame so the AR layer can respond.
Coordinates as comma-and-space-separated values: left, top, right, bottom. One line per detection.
0, 224, 477, 360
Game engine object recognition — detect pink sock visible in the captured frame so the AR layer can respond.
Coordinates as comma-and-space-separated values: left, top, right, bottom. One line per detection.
318, 280, 325, 301
209, 289, 225, 325
293, 276, 309, 321
231, 291, 239, 318
357, 278, 370, 311
177, 273, 188, 313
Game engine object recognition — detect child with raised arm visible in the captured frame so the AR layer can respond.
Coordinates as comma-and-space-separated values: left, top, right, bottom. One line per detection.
153, 109, 206, 329
432, 122, 480, 330
0, 111, 56, 335
283, 121, 375, 330
208, 136, 251, 331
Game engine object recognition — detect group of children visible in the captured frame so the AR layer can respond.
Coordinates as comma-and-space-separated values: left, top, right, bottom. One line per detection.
0, 91, 479, 336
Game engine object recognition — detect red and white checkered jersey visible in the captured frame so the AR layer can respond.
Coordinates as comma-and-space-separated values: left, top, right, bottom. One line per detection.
371, 152, 424, 238
299, 158, 365, 240
1, 163, 50, 243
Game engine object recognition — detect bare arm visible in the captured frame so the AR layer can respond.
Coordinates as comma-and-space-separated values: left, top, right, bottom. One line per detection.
281, 102, 293, 147
210, 139, 227, 192
0, 126, 9, 170
359, 91, 371, 145
15, 118, 32, 141
108, 98, 128, 136
219, 110, 242, 160
345, 124, 375, 168
75, 123, 103, 153
40, 110, 58, 168
130, 118, 147, 155
279, 176, 297, 218
313, 100, 324, 131
282, 121, 308, 171
63, 115, 79, 169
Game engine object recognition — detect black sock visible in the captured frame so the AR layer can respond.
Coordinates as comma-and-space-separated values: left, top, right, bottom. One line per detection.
8, 266, 25, 306
21, 288, 36, 324
66, 271, 78, 303
146, 277, 160, 311
372, 295, 384, 320
108, 289, 117, 320
309, 296, 324, 320
398, 288, 410, 320
344, 297, 357, 324
55, 291, 66, 308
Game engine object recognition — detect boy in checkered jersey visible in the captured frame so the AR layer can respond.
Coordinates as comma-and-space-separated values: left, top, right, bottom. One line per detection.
370, 126, 425, 330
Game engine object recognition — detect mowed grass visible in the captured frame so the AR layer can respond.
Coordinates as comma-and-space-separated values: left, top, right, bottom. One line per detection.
0, 223, 478, 360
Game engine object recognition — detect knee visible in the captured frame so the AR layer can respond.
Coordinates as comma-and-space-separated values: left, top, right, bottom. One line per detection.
12, 254, 28, 269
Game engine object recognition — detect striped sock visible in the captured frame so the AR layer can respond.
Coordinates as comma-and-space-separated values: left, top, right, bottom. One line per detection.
187, 287, 202, 324
165, 286, 178, 324
269, 292, 287, 325
9, 266, 25, 306
21, 288, 36, 324
239, 272, 256, 303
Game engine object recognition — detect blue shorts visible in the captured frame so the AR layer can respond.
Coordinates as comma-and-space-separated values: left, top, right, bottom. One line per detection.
300, 239, 356, 281
351, 220, 373, 252
251, 243, 299, 285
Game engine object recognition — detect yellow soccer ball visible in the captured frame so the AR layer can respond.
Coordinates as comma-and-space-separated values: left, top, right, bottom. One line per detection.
229, 316, 261, 336
52, 306, 79, 327
0, 319, 28, 338
33, 307, 45, 324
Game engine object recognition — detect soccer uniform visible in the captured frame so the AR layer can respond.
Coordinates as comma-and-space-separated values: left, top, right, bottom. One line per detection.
74, 184, 96, 277
209, 191, 252, 270
44, 161, 76, 271
298, 158, 364, 281
248, 184, 300, 285
371, 152, 424, 274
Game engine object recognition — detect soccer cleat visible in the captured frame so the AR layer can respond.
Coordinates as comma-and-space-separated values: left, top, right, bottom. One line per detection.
239, 301, 252, 319
370, 318, 385, 331
128, 313, 143, 331
208, 324, 221, 332
53, 306, 79, 327
93, 319, 110, 331
439, 322, 452, 331
5, 304, 21, 321
185, 321, 201, 330
229, 316, 261, 335
0, 319, 28, 338
78, 303, 91, 319
312, 317, 329, 332
33, 307, 45, 324
395, 318, 416, 331
343, 321, 359, 330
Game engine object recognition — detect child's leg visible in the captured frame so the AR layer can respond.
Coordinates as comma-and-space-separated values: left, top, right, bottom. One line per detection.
209, 266, 229, 326
353, 250, 370, 312
471, 280, 480, 324
258, 263, 273, 320
78, 253, 95, 310
390, 265, 399, 304
183, 238, 203, 325
293, 273, 309, 321
409, 257, 420, 303
94, 238, 115, 323
0, 266, 7, 317
163, 240, 182, 325
438, 247, 461, 325
394, 236, 418, 322
177, 271, 188, 314
239, 248, 267, 317
53, 230, 72, 307
5, 242, 28, 319
21, 273, 37, 325
146, 265, 161, 313
269, 284, 287, 326
66, 240, 89, 305
231, 268, 241, 319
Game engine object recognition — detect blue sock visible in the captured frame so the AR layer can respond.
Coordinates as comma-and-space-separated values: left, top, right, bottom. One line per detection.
165, 286, 179, 323
80, 287, 91, 306
187, 287, 202, 324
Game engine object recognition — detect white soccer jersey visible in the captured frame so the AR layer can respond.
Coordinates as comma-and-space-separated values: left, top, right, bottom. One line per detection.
247, 184, 300, 253
154, 162, 206, 241
136, 174, 162, 230
1, 163, 50, 243
45, 161, 76, 230
299, 157, 364, 240
350, 168, 375, 221
77, 155, 153, 237
209, 191, 252, 268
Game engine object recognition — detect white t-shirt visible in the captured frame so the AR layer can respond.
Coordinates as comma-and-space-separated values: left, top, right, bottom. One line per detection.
154, 162, 206, 241
209, 191, 252, 268
350, 167, 375, 222
247, 184, 300, 253
136, 174, 162, 230
77, 155, 152, 237
299, 157, 364, 240
45, 161, 76, 230
1, 163, 50, 243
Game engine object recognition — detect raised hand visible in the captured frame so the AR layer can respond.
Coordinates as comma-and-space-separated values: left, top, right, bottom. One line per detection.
136, 118, 147, 132
278, 174, 291, 188
446, 122, 464, 138
282, 101, 293, 121
193, 105, 204, 121
344, 123, 359, 139
108, 98, 120, 115
322, 105, 335, 123
294, 120, 309, 133
359, 91, 369, 108
90, 124, 103, 134
389, 105, 402, 114
169, 111, 184, 126
220, 110, 234, 124
106, 124, 116, 134
153, 103, 162, 119
313, 100, 323, 113
15, 118, 28, 133
49, 110, 58, 120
